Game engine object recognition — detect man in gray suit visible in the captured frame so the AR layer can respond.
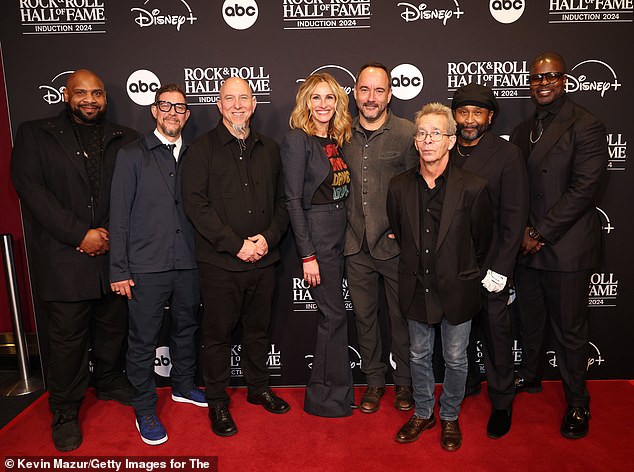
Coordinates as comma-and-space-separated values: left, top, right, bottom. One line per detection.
344, 63, 418, 413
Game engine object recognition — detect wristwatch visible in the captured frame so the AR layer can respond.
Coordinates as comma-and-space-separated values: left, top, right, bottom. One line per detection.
528, 226, 543, 242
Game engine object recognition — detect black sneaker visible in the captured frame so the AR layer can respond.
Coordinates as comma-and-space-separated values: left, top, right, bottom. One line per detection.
51, 409, 82, 452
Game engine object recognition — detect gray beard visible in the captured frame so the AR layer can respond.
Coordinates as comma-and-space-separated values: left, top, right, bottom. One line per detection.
232, 123, 249, 138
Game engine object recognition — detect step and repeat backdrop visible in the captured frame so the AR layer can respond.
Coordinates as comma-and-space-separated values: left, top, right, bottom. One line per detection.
1, 1, 632, 386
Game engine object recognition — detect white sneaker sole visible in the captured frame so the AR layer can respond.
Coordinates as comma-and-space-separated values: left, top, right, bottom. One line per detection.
171, 393, 208, 408
135, 419, 168, 445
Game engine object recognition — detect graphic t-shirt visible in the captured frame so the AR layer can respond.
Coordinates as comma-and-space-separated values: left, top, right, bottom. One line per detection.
311, 136, 351, 204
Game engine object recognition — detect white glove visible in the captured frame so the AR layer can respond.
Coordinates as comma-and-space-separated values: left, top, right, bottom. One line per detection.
481, 269, 507, 293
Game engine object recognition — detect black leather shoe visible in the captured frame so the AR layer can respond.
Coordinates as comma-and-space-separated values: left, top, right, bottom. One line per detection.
360, 386, 385, 414
560, 406, 590, 439
487, 408, 512, 439
97, 382, 136, 406
394, 385, 414, 411
514, 376, 542, 394
209, 405, 237, 437
52, 409, 82, 452
247, 390, 290, 414
395, 414, 436, 443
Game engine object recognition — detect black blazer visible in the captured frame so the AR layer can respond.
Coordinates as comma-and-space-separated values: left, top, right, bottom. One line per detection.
10, 112, 139, 301
510, 96, 608, 272
457, 132, 529, 279
387, 163, 493, 324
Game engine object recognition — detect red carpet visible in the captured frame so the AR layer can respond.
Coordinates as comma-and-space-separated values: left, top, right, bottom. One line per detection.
1, 381, 633, 471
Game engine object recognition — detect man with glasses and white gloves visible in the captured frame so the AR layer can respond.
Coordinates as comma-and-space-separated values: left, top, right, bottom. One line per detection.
110, 83, 205, 446
387, 103, 492, 451
511, 52, 608, 439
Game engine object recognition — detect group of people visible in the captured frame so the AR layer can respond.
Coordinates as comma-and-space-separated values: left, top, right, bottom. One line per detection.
9, 51, 608, 453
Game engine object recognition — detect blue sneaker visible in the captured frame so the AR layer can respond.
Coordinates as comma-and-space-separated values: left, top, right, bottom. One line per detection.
135, 415, 168, 445
172, 388, 208, 407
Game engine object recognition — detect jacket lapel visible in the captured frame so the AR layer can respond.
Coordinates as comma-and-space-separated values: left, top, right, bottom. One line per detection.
528, 99, 575, 170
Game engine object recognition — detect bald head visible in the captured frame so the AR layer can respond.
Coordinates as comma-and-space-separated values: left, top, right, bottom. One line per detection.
218, 77, 256, 138
64, 69, 107, 124
531, 52, 566, 73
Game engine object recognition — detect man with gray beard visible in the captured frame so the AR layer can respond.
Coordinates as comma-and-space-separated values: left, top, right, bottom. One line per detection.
181, 77, 289, 437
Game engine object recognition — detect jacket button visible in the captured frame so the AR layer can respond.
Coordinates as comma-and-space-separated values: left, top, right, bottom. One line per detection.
176, 229, 181, 234
413, 271, 417, 276
169, 172, 175, 177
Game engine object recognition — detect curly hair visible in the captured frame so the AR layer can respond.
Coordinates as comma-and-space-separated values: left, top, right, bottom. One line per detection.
289, 72, 351, 147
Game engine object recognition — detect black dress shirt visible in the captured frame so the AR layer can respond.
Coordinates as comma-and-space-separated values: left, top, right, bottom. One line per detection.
405, 168, 447, 324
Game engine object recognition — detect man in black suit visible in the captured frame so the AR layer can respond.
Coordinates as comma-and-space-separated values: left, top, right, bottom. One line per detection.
387, 103, 492, 451
110, 83, 206, 446
450, 83, 529, 438
511, 52, 608, 439
181, 77, 290, 438
10, 69, 138, 451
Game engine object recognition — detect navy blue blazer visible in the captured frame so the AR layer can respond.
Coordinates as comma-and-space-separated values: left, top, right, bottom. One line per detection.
109, 132, 197, 282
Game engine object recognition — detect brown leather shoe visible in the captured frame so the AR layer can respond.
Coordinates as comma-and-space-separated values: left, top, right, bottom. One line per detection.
440, 419, 462, 451
394, 385, 414, 411
360, 386, 385, 414
395, 414, 436, 443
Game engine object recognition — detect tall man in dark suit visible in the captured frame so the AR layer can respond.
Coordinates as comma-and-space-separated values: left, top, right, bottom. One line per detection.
181, 77, 290, 438
511, 52, 608, 439
387, 103, 492, 451
110, 83, 206, 446
450, 83, 529, 438
344, 63, 419, 413
10, 69, 138, 451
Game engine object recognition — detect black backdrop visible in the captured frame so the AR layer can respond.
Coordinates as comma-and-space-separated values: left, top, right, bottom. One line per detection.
1, 1, 632, 386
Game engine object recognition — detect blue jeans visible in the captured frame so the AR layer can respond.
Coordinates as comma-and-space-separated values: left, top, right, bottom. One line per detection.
408, 317, 471, 421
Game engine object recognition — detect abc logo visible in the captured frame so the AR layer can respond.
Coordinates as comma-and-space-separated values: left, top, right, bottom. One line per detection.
127, 69, 161, 106
489, 0, 525, 24
154, 346, 172, 378
390, 64, 424, 101
223, 0, 258, 30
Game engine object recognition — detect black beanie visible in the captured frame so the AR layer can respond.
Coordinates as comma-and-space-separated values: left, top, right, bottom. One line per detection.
451, 83, 498, 116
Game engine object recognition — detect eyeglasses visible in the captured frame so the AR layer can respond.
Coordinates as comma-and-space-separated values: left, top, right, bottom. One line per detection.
155, 100, 188, 114
414, 130, 453, 142
529, 72, 565, 86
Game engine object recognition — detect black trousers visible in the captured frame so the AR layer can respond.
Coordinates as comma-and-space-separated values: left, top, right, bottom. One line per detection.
199, 263, 275, 407
46, 293, 128, 412
515, 265, 591, 407
303, 202, 354, 417
126, 269, 200, 416
346, 249, 411, 387
475, 288, 515, 410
